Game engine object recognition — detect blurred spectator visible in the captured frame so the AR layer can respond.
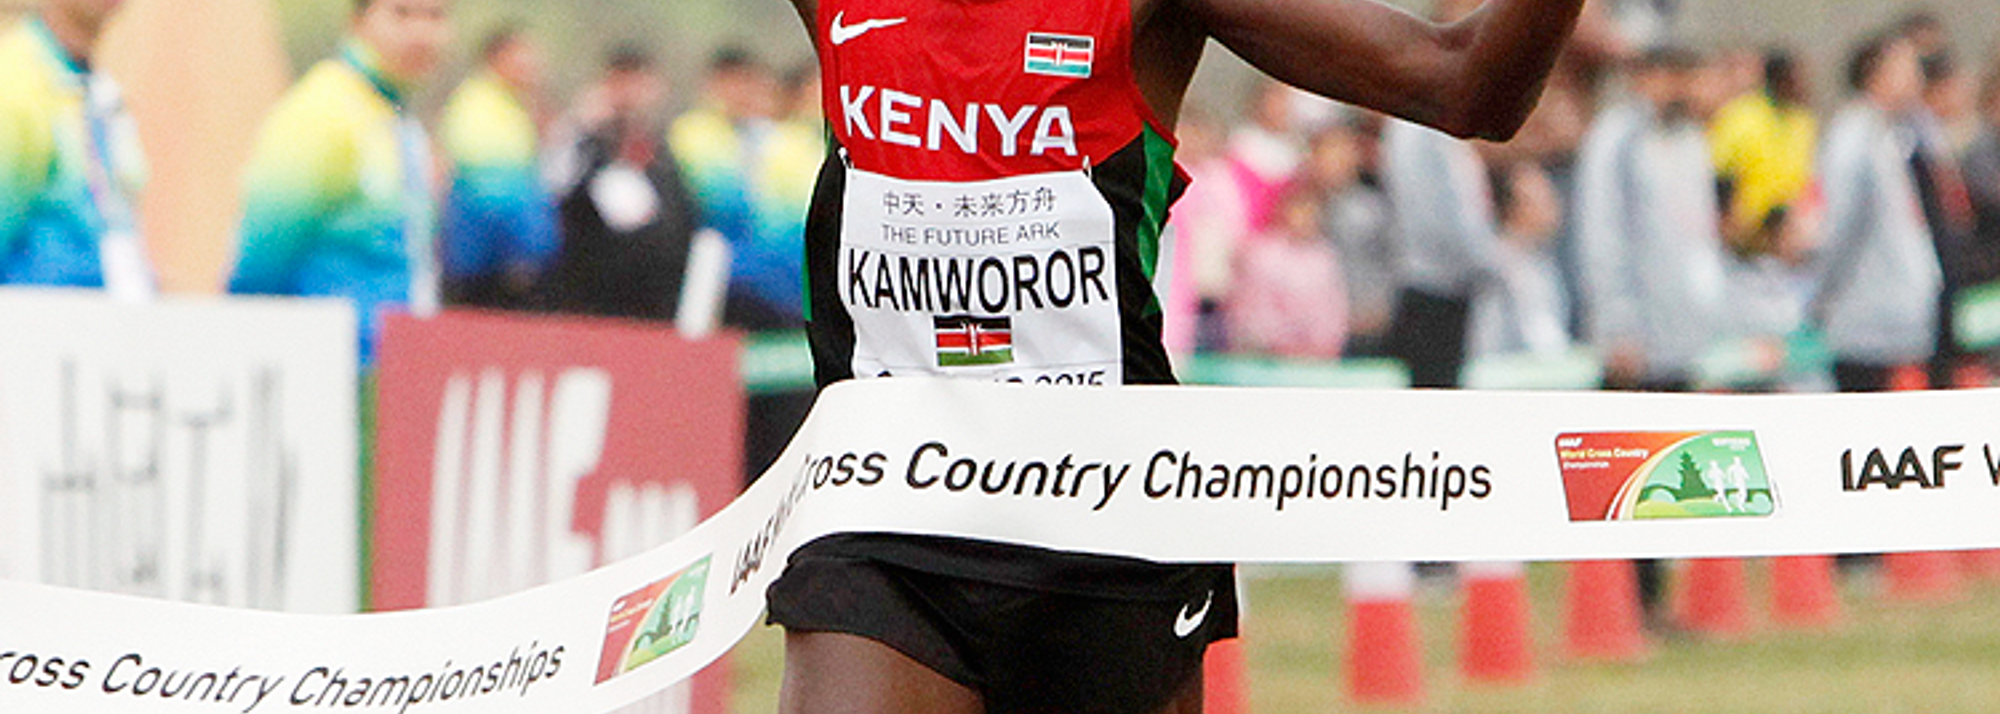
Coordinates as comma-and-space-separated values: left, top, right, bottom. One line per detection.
1227, 79, 1309, 234
1382, 116, 1501, 389
230, 0, 453, 364
1315, 116, 1397, 357
1700, 48, 1808, 392
1809, 35, 1941, 393
541, 43, 700, 321
1574, 47, 1726, 393
1689, 48, 1751, 122
1966, 56, 2000, 279
758, 59, 824, 310
1378, 0, 1498, 389
1225, 187, 1349, 360
1171, 108, 1252, 354
1910, 51, 1984, 386
437, 24, 557, 311
669, 45, 801, 331
1715, 46, 1768, 105
1471, 161, 1571, 359
1709, 48, 1817, 258
1610, 0, 1683, 51
0, 0, 153, 298
1159, 109, 1239, 356
1489, 0, 1628, 339
1923, 53, 1984, 152
740, 60, 824, 485
1897, 10, 1952, 60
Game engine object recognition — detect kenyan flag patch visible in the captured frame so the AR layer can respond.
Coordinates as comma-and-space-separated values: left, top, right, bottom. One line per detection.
935, 315, 1014, 367
1024, 33, 1094, 79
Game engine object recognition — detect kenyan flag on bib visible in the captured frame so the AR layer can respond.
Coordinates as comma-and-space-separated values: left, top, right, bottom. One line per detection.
935, 315, 1014, 367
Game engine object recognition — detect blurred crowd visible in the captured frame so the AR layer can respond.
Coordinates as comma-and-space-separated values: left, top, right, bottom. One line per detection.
1172, 3, 2000, 396
6, 0, 2000, 399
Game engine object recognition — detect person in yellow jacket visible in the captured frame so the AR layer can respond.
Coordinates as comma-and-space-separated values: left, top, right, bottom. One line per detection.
1710, 49, 1819, 258
0, 0, 153, 298
228, 0, 452, 364
437, 24, 555, 310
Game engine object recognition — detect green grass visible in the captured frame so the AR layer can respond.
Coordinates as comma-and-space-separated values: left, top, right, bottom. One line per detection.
725, 561, 2000, 714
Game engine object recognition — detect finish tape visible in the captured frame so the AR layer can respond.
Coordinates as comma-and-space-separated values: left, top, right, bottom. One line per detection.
6, 379, 2000, 712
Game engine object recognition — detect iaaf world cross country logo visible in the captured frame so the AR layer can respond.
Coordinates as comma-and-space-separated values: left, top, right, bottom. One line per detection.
596, 556, 712, 684
1555, 432, 1779, 522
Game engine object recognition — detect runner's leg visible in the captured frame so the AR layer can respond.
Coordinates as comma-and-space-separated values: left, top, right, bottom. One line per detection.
779, 632, 985, 714
1148, 670, 1205, 714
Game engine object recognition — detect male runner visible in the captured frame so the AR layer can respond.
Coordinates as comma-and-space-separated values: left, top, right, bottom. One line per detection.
769, 1, 1585, 712
228, 0, 451, 364
0, 0, 154, 299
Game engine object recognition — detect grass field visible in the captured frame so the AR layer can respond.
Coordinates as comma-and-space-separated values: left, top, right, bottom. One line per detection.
725, 560, 2000, 714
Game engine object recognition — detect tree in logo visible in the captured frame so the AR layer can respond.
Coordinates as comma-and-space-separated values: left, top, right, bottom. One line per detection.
1673, 452, 1715, 501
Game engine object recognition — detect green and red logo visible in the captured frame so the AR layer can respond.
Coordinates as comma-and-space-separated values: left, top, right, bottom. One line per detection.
935, 315, 1014, 367
596, 556, 711, 683
1555, 432, 1777, 522
1025, 33, 1095, 79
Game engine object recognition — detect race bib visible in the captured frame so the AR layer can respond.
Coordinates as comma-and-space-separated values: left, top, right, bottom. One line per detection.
841, 168, 1123, 386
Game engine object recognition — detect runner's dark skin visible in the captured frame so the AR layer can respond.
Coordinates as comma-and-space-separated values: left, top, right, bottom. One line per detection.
777, 0, 1586, 711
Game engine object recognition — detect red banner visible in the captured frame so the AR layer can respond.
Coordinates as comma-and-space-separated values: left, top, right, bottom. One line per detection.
371, 311, 743, 714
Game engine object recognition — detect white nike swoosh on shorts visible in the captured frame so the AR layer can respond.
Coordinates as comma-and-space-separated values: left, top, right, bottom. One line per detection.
1173, 591, 1214, 639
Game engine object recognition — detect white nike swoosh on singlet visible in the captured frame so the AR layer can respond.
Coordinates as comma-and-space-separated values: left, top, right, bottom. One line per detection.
1173, 591, 1214, 639
830, 12, 908, 46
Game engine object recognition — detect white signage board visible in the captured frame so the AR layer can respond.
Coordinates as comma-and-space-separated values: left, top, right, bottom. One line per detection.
0, 289, 359, 613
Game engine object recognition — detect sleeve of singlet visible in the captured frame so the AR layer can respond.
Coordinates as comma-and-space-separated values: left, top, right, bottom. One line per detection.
0, 89, 53, 260
229, 79, 356, 295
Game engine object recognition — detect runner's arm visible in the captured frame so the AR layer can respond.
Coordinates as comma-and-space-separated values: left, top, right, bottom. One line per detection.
1182, 0, 1585, 141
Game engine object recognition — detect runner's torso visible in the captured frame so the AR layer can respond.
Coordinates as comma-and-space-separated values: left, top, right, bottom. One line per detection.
806, 0, 1185, 388
794, 0, 1233, 602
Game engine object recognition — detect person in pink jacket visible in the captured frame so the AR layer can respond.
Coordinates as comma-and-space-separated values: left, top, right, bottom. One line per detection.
1227, 184, 1349, 359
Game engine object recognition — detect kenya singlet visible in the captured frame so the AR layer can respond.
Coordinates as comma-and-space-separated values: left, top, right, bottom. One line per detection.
792, 0, 1236, 611
804, 0, 1183, 387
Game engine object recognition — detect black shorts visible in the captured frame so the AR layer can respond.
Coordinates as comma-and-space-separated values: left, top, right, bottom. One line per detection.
767, 535, 1237, 714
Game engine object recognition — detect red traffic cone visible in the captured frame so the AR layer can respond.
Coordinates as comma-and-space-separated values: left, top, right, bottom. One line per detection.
1674, 558, 1752, 638
1953, 361, 1993, 389
1344, 562, 1424, 707
1459, 561, 1535, 685
1769, 555, 1843, 629
1204, 637, 1249, 714
1889, 364, 1930, 392
1885, 551, 1964, 602
1877, 367, 1962, 601
1563, 560, 1648, 662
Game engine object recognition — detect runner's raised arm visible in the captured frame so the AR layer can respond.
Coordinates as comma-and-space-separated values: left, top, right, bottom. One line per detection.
1175, 0, 1585, 140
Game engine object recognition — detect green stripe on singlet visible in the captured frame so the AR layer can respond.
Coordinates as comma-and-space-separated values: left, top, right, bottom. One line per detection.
1135, 126, 1177, 317
1136, 126, 1176, 282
